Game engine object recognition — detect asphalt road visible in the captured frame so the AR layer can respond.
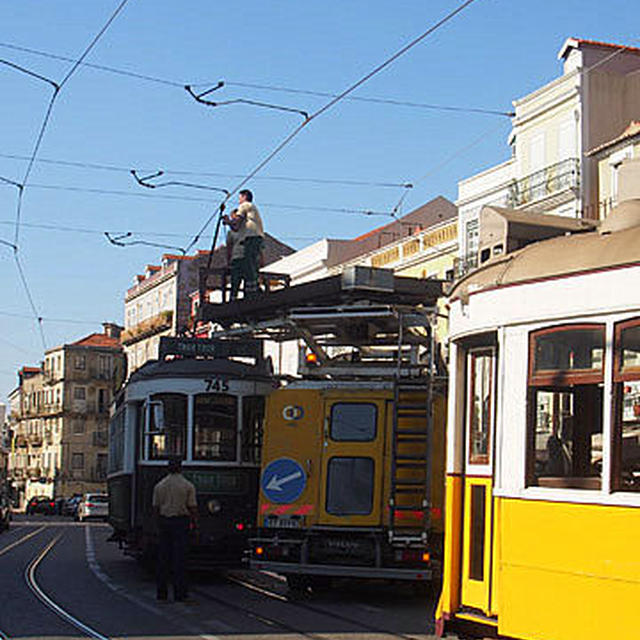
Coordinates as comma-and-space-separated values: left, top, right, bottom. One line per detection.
0, 514, 440, 640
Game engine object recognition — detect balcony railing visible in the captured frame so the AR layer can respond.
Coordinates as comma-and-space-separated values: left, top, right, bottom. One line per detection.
507, 158, 579, 208
122, 310, 173, 346
453, 252, 479, 280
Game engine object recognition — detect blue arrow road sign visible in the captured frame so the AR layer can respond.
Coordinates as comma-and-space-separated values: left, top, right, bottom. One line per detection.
261, 458, 306, 504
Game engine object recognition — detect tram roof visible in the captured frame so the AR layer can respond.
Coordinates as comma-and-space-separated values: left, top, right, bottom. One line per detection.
128, 356, 273, 382
450, 199, 640, 302
201, 266, 443, 324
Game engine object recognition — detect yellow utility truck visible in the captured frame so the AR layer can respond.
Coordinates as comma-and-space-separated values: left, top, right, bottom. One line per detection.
199, 266, 446, 587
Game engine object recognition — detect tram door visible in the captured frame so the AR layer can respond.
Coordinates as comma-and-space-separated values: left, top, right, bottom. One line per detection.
460, 348, 497, 615
318, 397, 386, 526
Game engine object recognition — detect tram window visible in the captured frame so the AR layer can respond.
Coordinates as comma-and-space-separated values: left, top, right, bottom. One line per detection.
529, 387, 603, 489
108, 409, 125, 474
532, 326, 604, 381
326, 457, 374, 515
241, 396, 265, 464
467, 351, 493, 465
193, 394, 237, 461
148, 393, 186, 459
330, 403, 377, 442
612, 320, 640, 492
528, 325, 605, 489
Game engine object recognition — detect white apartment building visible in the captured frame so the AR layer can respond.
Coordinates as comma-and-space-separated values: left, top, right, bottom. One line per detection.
457, 38, 640, 272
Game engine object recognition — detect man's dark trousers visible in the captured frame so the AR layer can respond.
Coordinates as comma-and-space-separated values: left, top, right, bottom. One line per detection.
156, 515, 190, 601
243, 235, 264, 297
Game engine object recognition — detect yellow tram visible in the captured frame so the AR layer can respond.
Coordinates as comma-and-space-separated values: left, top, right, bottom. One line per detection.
436, 200, 640, 639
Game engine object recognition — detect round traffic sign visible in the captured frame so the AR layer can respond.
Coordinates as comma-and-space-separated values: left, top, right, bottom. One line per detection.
261, 457, 306, 504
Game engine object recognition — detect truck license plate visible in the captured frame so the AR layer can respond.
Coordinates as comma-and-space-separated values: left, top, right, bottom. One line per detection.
264, 516, 301, 529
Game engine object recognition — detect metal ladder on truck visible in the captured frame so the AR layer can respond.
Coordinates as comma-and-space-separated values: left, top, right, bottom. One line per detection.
388, 312, 433, 545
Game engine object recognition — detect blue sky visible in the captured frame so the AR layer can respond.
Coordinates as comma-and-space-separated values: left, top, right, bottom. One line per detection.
0, 0, 636, 401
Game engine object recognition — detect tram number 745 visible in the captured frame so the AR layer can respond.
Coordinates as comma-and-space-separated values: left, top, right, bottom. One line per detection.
204, 378, 229, 392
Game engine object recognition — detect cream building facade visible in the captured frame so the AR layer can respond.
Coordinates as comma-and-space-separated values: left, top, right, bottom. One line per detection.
588, 121, 640, 208
457, 38, 640, 274
8, 324, 124, 505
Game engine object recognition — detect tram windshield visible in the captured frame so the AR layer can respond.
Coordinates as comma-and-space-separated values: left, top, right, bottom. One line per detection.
193, 394, 237, 461
148, 393, 187, 459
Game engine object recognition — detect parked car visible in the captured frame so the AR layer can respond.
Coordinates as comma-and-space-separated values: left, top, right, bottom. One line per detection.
0, 495, 11, 531
76, 493, 108, 522
62, 495, 83, 517
26, 495, 56, 515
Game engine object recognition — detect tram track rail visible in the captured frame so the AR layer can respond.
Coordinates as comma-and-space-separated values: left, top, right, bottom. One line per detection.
0, 523, 112, 640
24, 532, 112, 640
192, 574, 424, 640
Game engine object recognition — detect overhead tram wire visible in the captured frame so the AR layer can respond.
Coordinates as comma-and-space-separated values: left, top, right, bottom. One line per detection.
187, 0, 481, 263
0, 0, 131, 350
0, 152, 413, 188
0, 38, 512, 117
0, 219, 323, 244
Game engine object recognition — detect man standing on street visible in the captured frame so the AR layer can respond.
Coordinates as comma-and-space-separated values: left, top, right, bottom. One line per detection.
152, 456, 198, 602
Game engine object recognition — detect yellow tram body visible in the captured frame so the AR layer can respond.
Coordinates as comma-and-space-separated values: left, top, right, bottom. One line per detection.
437, 202, 640, 639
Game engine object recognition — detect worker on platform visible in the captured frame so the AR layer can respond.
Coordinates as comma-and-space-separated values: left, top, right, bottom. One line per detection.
225, 209, 245, 300
222, 189, 264, 298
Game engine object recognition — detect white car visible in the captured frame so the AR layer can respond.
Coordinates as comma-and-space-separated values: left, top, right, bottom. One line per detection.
76, 493, 108, 522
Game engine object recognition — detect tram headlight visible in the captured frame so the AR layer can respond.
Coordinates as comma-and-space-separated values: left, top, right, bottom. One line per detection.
207, 499, 222, 514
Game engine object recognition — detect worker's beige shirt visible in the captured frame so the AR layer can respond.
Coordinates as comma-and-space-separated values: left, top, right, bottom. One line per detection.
152, 473, 197, 517
237, 202, 264, 238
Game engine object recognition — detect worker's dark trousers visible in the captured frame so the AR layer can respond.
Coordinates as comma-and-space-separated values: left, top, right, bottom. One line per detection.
243, 235, 264, 297
156, 516, 189, 600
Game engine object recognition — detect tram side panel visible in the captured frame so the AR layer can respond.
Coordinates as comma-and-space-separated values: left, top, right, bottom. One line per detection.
251, 385, 446, 581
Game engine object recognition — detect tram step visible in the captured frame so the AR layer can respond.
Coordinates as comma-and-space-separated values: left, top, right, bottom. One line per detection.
394, 487, 425, 494
396, 455, 428, 461
396, 405, 428, 412
393, 505, 425, 511
395, 462, 427, 469
394, 479, 426, 486
395, 436, 427, 444
396, 429, 428, 435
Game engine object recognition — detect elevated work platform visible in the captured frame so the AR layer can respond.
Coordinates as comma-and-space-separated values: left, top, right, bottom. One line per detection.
198, 266, 445, 379
200, 266, 442, 324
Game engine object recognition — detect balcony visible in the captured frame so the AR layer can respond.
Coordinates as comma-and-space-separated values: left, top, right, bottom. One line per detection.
508, 158, 579, 210
453, 252, 479, 280
121, 310, 173, 346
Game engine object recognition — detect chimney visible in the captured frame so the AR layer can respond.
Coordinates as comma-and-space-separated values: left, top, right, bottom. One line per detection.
102, 322, 122, 339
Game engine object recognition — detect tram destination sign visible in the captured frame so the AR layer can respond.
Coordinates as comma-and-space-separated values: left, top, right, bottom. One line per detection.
159, 336, 261, 360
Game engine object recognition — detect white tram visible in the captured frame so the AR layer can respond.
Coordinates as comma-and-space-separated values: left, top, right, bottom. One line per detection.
437, 200, 640, 639
107, 338, 275, 568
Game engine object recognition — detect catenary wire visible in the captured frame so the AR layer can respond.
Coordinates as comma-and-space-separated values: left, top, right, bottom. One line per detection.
0, 39, 512, 117
0, 151, 413, 188
187, 0, 481, 257
0, 219, 322, 242
9, 183, 395, 216
0, 309, 111, 326
1, 0, 131, 351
